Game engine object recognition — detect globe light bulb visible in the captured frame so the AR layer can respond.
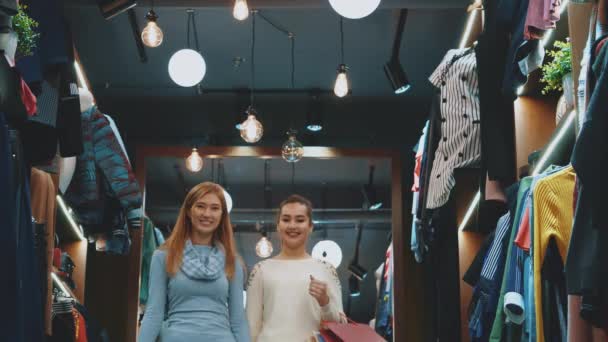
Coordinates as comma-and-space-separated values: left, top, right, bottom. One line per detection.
256, 236, 273, 258
312, 240, 343, 268
328, 0, 382, 19
223, 190, 233, 213
240, 110, 263, 143
186, 148, 203, 172
281, 131, 304, 163
233, 0, 249, 21
168, 49, 207, 87
334, 64, 349, 98
141, 11, 163, 48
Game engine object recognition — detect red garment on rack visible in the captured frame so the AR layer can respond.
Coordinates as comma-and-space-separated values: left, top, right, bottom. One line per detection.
19, 77, 37, 116
514, 207, 531, 251
73, 308, 88, 342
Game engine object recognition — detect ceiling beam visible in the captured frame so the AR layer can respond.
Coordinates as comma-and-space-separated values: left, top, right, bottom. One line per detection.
66, 0, 470, 10
126, 8, 148, 63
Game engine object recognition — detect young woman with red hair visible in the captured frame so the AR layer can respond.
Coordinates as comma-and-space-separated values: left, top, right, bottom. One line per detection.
139, 182, 249, 342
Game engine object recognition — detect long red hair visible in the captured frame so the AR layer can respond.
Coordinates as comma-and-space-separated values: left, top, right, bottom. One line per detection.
161, 182, 237, 280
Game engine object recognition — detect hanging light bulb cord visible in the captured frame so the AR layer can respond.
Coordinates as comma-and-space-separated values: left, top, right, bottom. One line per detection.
291, 163, 296, 193
250, 11, 256, 108
290, 34, 295, 89
339, 17, 345, 65
186, 10, 201, 53
254, 11, 297, 90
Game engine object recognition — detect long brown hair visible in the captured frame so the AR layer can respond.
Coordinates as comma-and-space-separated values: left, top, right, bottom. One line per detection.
161, 182, 237, 280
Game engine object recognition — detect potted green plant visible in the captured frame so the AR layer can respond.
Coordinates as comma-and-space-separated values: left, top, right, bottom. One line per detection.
541, 40, 573, 122
12, 4, 40, 58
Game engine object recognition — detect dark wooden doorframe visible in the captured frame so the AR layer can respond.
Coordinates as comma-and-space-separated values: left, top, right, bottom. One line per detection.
123, 145, 411, 342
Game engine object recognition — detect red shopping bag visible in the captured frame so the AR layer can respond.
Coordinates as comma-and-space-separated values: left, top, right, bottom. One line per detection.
319, 319, 386, 342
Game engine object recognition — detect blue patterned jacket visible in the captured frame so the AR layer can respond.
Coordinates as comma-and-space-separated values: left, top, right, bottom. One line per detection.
64, 106, 142, 234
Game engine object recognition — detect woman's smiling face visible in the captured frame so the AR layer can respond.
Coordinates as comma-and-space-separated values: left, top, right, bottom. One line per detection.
277, 202, 313, 250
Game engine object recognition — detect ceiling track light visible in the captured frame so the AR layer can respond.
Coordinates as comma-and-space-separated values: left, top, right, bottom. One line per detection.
349, 274, 361, 297
384, 9, 411, 95
384, 58, 411, 94
141, 0, 163, 48
306, 92, 324, 132
348, 222, 367, 296
168, 9, 207, 87
362, 165, 382, 210
334, 18, 350, 98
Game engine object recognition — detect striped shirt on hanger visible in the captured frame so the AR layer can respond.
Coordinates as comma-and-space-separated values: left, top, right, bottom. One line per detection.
480, 213, 512, 282
426, 48, 482, 209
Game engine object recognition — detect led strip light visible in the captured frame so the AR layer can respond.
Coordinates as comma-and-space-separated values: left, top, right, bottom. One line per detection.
56, 195, 86, 241
73, 61, 88, 92
459, 8, 480, 49
51, 272, 73, 298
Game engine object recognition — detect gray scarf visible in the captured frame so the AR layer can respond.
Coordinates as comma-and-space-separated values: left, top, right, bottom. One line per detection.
180, 240, 225, 280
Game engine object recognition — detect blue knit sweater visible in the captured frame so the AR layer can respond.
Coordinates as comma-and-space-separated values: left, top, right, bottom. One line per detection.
139, 247, 250, 342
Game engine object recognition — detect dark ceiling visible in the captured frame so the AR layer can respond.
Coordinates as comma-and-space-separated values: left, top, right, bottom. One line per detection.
61, 0, 471, 152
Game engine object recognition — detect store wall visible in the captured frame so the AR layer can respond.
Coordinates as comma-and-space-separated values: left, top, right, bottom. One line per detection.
514, 96, 560, 173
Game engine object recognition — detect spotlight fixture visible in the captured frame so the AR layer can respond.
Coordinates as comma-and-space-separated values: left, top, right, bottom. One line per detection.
141, 1, 163, 48
185, 147, 203, 172
240, 107, 264, 143
281, 130, 304, 163
168, 9, 206, 87
328, 0, 382, 20
334, 18, 350, 98
306, 93, 324, 132
384, 9, 411, 95
384, 58, 411, 94
348, 275, 361, 297
348, 261, 368, 281
347, 222, 367, 297
241, 10, 264, 143
233, 0, 249, 21
306, 118, 323, 132
362, 165, 382, 210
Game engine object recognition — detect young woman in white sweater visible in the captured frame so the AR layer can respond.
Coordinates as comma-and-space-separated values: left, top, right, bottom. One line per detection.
246, 195, 346, 342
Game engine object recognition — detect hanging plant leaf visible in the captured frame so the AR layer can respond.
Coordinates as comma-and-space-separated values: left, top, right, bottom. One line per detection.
12, 4, 40, 58
540, 40, 572, 95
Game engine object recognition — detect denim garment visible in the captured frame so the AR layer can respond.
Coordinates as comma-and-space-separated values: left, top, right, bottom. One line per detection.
488, 177, 533, 342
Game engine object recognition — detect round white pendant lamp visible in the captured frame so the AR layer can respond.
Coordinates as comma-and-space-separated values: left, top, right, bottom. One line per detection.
223, 190, 233, 213
328, 0, 382, 19
312, 240, 343, 268
168, 49, 206, 87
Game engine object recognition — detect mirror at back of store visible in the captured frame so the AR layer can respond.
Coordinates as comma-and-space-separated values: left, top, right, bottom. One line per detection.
140, 155, 393, 337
